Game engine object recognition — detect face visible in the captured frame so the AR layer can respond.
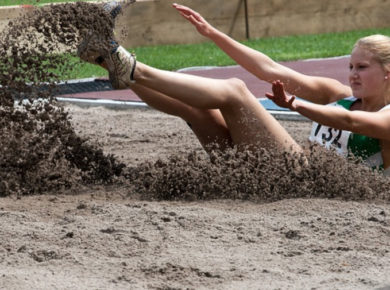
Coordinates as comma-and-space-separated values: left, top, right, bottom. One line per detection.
349, 46, 388, 100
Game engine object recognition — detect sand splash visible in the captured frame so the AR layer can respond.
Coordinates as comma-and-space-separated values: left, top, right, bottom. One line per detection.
128, 144, 390, 202
0, 1, 123, 196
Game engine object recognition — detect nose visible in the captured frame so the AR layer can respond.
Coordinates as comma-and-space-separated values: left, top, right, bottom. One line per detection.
349, 68, 358, 80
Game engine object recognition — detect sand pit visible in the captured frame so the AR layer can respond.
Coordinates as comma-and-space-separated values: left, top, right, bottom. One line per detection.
1, 1, 390, 289
1, 105, 390, 289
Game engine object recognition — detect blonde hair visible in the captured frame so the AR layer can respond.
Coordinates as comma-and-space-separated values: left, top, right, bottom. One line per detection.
354, 34, 390, 71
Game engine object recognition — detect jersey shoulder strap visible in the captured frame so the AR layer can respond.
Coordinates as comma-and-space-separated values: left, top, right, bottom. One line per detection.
336, 96, 357, 110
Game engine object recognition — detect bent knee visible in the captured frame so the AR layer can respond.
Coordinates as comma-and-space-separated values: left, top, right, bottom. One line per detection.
226, 77, 247, 92
223, 77, 253, 104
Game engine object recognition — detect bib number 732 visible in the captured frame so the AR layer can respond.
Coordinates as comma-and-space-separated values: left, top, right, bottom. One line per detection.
313, 124, 343, 149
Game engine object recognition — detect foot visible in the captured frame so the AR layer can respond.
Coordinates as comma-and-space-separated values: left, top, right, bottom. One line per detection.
77, 31, 110, 65
102, 1, 122, 19
77, 1, 122, 65
77, 1, 136, 89
106, 46, 137, 90
77, 34, 136, 89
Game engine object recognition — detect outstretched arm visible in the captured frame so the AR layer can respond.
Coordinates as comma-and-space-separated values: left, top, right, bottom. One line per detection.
266, 81, 390, 141
173, 3, 352, 105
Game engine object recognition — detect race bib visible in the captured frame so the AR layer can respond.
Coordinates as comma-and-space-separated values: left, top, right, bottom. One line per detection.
309, 122, 351, 156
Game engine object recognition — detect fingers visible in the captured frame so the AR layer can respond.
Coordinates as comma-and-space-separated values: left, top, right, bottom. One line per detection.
176, 9, 205, 33
266, 80, 285, 100
172, 3, 194, 13
288, 95, 296, 105
177, 10, 198, 26
271, 80, 285, 97
267, 80, 297, 109
178, 11, 190, 21
288, 96, 297, 111
173, 3, 196, 15
187, 15, 199, 26
179, 13, 201, 27
173, 3, 203, 21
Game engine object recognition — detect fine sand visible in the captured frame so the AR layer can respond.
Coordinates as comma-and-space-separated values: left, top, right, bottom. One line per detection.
1, 104, 390, 290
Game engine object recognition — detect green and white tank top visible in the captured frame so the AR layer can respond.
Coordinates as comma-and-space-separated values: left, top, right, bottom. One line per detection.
309, 97, 390, 169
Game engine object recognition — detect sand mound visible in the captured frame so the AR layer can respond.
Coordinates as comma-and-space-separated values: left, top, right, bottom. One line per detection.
128, 145, 390, 202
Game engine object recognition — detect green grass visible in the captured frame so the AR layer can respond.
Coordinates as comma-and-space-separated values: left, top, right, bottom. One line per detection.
64, 27, 390, 80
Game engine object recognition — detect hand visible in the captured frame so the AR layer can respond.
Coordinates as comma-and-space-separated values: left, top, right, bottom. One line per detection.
172, 3, 215, 38
265, 80, 297, 111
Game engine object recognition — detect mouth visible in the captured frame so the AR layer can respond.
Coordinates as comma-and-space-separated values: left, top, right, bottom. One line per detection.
350, 82, 361, 89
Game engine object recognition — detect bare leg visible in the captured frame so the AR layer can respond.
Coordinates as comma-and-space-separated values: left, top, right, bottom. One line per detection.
130, 83, 233, 152
132, 62, 303, 153
97, 59, 233, 151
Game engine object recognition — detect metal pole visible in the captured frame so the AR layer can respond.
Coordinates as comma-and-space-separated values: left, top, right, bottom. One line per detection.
228, 0, 243, 36
244, 0, 250, 39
